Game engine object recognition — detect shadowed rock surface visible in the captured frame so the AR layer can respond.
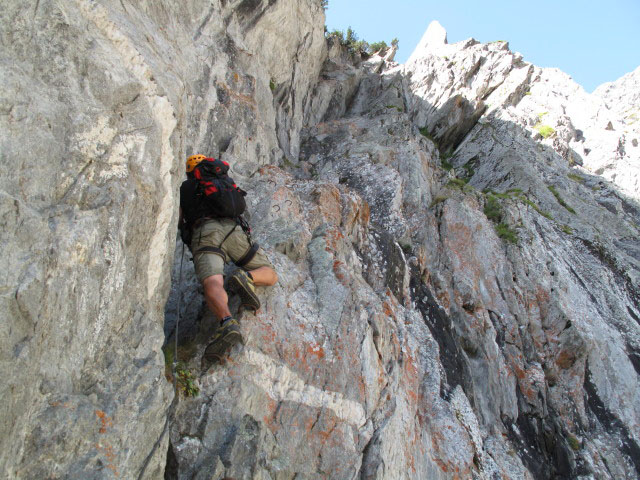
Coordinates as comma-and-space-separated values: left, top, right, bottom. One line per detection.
2, 4, 639, 479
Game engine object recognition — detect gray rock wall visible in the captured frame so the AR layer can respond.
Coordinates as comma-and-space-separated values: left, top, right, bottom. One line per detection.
1, 0, 325, 478
3, 3, 639, 479
167, 27, 640, 480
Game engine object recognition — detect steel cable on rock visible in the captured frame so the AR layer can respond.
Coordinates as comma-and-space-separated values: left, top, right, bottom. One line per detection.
173, 240, 185, 395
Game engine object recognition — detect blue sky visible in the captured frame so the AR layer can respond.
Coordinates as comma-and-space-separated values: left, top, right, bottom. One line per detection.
325, 0, 640, 92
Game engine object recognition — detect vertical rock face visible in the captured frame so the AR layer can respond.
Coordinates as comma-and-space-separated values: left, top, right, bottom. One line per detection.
166, 25, 640, 480
1, 0, 325, 478
3, 3, 639, 479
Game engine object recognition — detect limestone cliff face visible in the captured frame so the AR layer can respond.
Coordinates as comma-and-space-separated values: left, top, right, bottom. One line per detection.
1, 1, 324, 478
2, 4, 639, 480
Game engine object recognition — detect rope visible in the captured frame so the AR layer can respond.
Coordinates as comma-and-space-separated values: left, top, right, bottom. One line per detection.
172, 240, 186, 395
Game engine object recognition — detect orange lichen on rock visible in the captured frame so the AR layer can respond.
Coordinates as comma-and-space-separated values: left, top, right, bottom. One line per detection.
333, 260, 348, 284
313, 184, 342, 226
263, 399, 280, 433
306, 341, 326, 360
95, 442, 119, 477
381, 301, 396, 322
324, 227, 345, 253
95, 410, 113, 434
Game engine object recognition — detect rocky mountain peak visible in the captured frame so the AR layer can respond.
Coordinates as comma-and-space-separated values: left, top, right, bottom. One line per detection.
407, 20, 449, 62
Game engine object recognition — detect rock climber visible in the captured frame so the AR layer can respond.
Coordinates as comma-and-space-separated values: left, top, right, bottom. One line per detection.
178, 154, 277, 364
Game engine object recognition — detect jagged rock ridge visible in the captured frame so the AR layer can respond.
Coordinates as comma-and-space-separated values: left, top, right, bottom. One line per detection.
2, 3, 639, 479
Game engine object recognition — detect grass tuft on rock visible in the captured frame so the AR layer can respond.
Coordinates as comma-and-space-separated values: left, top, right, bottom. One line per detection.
441, 157, 454, 171
560, 224, 573, 235
548, 185, 576, 214
447, 178, 471, 191
567, 435, 581, 451
519, 196, 553, 219
430, 196, 448, 208
482, 193, 518, 244
496, 223, 518, 244
567, 173, 584, 183
419, 126, 434, 141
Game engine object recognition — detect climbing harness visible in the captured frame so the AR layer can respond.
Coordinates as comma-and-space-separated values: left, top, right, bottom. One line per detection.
192, 216, 259, 267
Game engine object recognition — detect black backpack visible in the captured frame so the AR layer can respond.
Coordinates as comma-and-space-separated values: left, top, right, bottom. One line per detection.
192, 158, 247, 218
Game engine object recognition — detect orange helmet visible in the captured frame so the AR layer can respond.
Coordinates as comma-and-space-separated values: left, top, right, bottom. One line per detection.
186, 154, 206, 173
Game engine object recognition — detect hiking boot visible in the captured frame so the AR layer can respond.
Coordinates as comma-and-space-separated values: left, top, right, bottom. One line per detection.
228, 269, 261, 312
202, 318, 243, 365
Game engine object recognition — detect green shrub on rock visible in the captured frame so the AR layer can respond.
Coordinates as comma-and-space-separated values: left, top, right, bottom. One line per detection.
536, 124, 555, 139
496, 223, 518, 244
484, 195, 503, 222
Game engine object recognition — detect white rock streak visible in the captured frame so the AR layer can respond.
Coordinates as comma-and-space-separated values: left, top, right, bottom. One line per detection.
243, 349, 367, 427
75, 0, 177, 302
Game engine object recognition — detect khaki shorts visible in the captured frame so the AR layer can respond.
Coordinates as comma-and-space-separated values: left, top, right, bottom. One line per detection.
190, 218, 273, 282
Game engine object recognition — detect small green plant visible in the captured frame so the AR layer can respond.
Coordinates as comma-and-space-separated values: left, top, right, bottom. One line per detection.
484, 195, 503, 222
281, 157, 294, 168
176, 364, 200, 397
441, 155, 454, 171
537, 111, 549, 118
536, 124, 555, 139
430, 196, 447, 207
328, 29, 345, 42
518, 196, 553, 219
369, 40, 388, 53
482, 189, 554, 220
492, 191, 511, 199
482, 193, 518, 244
462, 161, 475, 179
567, 173, 584, 183
524, 91, 532, 95
548, 185, 576, 214
419, 126, 434, 140
496, 223, 518, 244
567, 435, 580, 451
327, 27, 396, 56
269, 78, 276, 92
440, 151, 453, 171
447, 178, 470, 191
560, 224, 573, 235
